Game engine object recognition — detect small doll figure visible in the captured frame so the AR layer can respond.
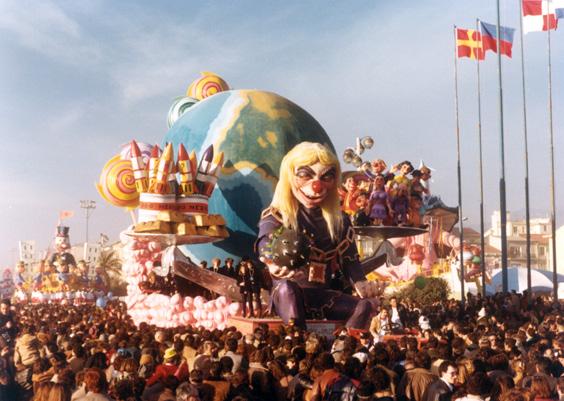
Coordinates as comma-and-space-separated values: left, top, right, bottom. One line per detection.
93, 266, 110, 294
387, 160, 414, 197
419, 164, 432, 195
14, 261, 27, 292
408, 194, 424, 227
352, 192, 371, 226
76, 260, 90, 290
410, 170, 425, 198
363, 159, 391, 180
368, 174, 389, 225
33, 260, 46, 291
339, 176, 360, 216
57, 263, 71, 292
390, 184, 409, 225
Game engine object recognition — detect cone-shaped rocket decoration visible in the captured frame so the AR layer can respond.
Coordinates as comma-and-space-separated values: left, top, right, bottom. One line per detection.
130, 140, 149, 193
203, 151, 224, 197
148, 144, 161, 190
195, 145, 214, 194
177, 143, 194, 195
152, 143, 173, 194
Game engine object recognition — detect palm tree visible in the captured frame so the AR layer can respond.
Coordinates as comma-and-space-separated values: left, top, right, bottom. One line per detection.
97, 247, 127, 296
97, 248, 122, 276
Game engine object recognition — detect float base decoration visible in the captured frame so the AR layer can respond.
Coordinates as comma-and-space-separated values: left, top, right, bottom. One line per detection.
227, 316, 343, 338
122, 235, 241, 329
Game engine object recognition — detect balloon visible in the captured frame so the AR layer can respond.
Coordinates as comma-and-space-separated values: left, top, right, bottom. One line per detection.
215, 296, 227, 308
194, 296, 205, 309
120, 141, 153, 163
414, 276, 426, 289
213, 310, 223, 323
186, 72, 230, 100
228, 302, 241, 316
170, 293, 182, 306
183, 297, 193, 309
167, 96, 199, 128
97, 154, 139, 208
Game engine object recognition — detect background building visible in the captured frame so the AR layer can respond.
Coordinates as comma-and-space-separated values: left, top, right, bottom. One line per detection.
485, 211, 553, 271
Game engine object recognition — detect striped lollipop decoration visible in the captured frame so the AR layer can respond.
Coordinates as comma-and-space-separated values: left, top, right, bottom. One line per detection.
186, 72, 229, 101
119, 141, 153, 163
96, 154, 140, 208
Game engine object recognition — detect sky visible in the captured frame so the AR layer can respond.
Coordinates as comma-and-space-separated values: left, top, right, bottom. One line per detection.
0, 0, 562, 267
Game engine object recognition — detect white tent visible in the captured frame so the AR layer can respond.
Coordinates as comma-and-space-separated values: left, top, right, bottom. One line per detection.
486, 266, 563, 295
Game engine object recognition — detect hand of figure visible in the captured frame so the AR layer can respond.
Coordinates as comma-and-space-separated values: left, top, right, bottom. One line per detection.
354, 280, 386, 299
260, 257, 295, 280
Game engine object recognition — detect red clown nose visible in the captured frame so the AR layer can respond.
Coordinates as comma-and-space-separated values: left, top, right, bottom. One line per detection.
312, 180, 322, 193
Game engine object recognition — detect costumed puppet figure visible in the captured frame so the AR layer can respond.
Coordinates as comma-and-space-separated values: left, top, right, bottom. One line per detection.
42, 261, 62, 292
56, 263, 71, 291
256, 142, 380, 330
352, 192, 371, 226
76, 260, 90, 290
338, 175, 360, 216
390, 184, 410, 226
368, 173, 389, 225
14, 261, 28, 292
410, 170, 425, 198
93, 266, 110, 294
408, 194, 424, 227
49, 226, 77, 269
363, 158, 393, 182
419, 163, 432, 196
33, 260, 46, 291
387, 160, 413, 197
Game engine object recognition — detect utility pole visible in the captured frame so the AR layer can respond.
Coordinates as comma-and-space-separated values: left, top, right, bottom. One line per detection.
80, 200, 96, 244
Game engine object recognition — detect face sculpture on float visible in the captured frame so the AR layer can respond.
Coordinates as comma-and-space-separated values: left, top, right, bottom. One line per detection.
256, 142, 381, 330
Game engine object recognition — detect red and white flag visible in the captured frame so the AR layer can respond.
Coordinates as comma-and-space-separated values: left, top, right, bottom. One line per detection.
59, 210, 74, 220
522, 0, 560, 33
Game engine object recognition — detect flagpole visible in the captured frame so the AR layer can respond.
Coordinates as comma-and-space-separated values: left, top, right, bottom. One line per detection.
496, 0, 509, 294
476, 19, 487, 297
518, 0, 532, 297
454, 25, 465, 304
546, 3, 557, 301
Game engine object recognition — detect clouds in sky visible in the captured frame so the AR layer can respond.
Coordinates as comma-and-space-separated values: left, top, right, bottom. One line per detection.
0, 0, 562, 266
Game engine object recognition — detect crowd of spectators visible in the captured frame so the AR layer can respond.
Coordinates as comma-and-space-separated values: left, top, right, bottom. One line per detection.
0, 290, 562, 401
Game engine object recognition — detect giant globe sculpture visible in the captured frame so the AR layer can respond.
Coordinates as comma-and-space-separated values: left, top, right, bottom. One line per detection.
163, 89, 335, 263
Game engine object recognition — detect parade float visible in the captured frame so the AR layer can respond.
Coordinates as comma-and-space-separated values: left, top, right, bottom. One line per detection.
13, 226, 109, 305
96, 72, 481, 331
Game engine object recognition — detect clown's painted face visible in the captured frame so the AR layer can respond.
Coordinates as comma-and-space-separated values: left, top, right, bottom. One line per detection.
292, 162, 336, 209
55, 236, 70, 252
371, 159, 387, 174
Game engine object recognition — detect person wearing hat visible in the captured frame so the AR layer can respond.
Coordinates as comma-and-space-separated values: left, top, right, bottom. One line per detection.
145, 347, 188, 388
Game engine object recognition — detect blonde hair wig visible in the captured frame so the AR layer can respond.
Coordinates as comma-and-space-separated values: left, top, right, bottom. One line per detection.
270, 142, 343, 241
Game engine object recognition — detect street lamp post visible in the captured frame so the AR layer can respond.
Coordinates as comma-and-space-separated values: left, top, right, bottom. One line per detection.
80, 200, 96, 244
